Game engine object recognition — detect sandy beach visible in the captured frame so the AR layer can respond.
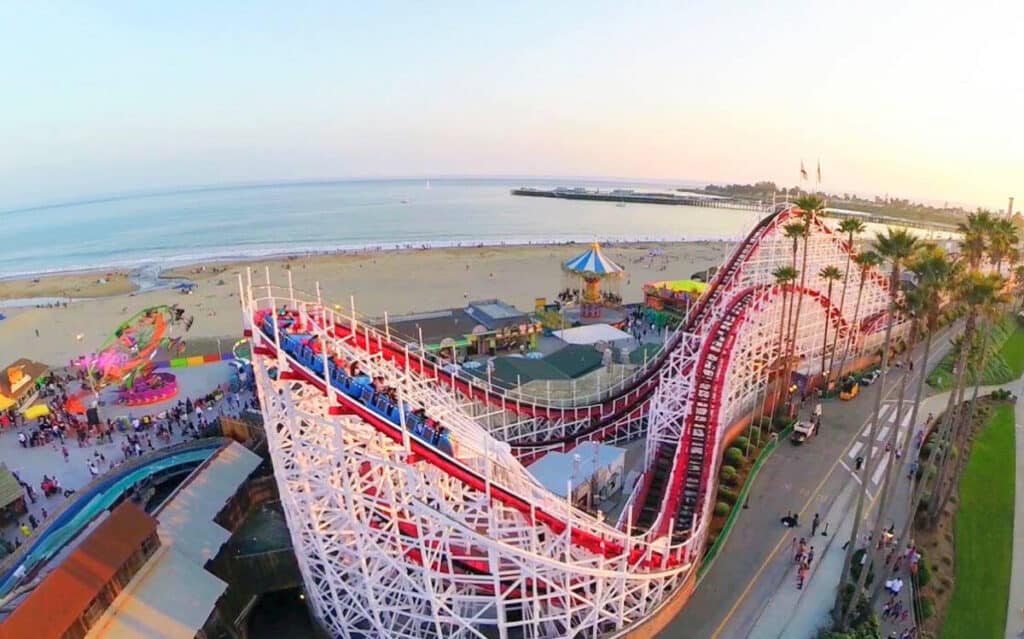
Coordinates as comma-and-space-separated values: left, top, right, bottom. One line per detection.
0, 241, 730, 367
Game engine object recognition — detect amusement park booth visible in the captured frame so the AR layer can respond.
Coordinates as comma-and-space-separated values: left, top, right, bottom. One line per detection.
0, 464, 26, 522
0, 358, 49, 413
526, 442, 625, 509
381, 299, 541, 359
643, 279, 707, 316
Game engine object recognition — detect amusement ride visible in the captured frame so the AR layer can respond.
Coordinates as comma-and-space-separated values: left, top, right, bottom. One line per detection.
242, 204, 905, 639
73, 306, 187, 410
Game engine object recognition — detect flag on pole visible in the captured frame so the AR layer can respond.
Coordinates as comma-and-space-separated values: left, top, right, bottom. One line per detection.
816, 159, 822, 184
800, 160, 808, 181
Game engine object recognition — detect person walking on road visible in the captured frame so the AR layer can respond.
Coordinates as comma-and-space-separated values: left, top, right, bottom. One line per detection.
811, 513, 820, 536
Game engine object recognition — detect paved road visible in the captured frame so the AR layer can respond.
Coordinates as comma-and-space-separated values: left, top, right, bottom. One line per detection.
663, 329, 956, 639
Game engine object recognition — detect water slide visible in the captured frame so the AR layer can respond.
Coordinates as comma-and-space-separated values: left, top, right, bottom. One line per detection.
0, 440, 222, 601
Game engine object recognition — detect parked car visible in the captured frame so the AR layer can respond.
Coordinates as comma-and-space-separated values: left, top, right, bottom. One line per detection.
860, 369, 881, 386
790, 420, 819, 445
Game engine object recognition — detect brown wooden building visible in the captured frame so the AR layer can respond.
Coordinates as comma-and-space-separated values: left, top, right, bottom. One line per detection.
0, 502, 159, 639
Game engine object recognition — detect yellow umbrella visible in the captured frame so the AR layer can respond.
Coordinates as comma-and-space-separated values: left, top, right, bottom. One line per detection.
22, 404, 50, 420
0, 395, 14, 411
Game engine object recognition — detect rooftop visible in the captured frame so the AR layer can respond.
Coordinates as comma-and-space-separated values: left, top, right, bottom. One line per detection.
86, 441, 260, 639
0, 502, 157, 639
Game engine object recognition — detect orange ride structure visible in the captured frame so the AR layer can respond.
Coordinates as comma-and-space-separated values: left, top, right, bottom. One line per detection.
243, 205, 905, 639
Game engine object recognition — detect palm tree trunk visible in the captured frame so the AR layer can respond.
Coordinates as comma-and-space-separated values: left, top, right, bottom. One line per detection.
861, 310, 916, 605
935, 325, 990, 517
820, 280, 834, 381
828, 235, 855, 380
786, 235, 811, 409
841, 270, 901, 625
836, 274, 867, 381
926, 310, 977, 523
869, 319, 935, 608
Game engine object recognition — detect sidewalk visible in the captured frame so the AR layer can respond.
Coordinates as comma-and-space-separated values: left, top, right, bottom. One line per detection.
1006, 379, 1024, 639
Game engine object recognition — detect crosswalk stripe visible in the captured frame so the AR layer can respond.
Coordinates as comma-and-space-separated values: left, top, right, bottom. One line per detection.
878, 404, 894, 423
871, 452, 889, 486
840, 461, 863, 484
900, 410, 914, 428
848, 441, 864, 460
876, 426, 891, 443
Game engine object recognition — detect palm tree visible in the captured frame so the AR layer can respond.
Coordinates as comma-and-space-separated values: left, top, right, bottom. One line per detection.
841, 228, 919, 624
867, 245, 956, 608
784, 195, 823, 408
931, 272, 1008, 522
834, 251, 883, 382
780, 221, 808, 410
987, 217, 1019, 274
828, 218, 867, 381
925, 271, 1002, 523
818, 265, 843, 379
1013, 264, 1024, 310
924, 211, 993, 522
768, 265, 799, 419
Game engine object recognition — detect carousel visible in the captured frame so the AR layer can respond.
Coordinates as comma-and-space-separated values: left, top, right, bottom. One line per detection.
559, 242, 627, 325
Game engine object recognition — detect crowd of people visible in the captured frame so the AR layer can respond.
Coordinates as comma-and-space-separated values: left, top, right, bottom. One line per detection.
0, 361, 257, 560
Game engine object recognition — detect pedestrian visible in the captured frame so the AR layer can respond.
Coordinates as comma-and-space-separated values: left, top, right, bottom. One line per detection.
41, 507, 48, 520
807, 547, 815, 565
62, 445, 69, 462
811, 513, 820, 536
88, 463, 98, 477
855, 455, 864, 471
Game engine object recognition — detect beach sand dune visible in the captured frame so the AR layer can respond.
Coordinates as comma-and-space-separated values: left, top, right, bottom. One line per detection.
0, 241, 729, 367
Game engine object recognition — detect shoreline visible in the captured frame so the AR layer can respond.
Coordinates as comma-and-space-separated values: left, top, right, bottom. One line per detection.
0, 233, 745, 285
0, 236, 739, 304
0, 240, 731, 368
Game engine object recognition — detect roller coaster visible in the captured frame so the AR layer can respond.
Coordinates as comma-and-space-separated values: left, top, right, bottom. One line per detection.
244, 205, 904, 639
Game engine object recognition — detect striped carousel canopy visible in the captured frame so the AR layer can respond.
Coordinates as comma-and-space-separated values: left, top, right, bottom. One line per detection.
562, 243, 625, 277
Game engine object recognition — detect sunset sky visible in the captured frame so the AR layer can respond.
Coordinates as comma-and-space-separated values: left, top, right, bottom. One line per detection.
1, 1, 1020, 209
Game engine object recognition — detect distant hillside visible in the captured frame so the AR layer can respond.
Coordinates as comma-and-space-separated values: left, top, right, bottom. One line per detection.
700, 181, 968, 226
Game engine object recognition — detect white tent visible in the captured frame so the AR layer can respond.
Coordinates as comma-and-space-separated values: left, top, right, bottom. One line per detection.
552, 324, 632, 346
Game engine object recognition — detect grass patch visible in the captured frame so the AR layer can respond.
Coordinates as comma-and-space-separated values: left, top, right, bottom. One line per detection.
998, 323, 1024, 380
939, 403, 1015, 639
928, 315, 1024, 390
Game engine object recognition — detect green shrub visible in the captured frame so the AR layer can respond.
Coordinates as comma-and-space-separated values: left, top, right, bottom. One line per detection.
919, 596, 934, 620
720, 465, 738, 485
714, 501, 731, 517
849, 549, 874, 586
917, 558, 931, 587
718, 486, 738, 504
758, 416, 773, 430
725, 447, 745, 465
734, 436, 750, 451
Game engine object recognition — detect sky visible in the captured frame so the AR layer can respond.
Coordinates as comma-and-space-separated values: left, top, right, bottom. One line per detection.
1, 1, 1021, 210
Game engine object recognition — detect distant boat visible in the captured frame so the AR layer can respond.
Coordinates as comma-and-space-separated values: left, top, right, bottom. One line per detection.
616, 202, 626, 208
401, 199, 409, 204
425, 180, 431, 190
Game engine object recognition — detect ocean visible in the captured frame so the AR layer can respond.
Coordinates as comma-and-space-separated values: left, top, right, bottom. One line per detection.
0, 178, 766, 279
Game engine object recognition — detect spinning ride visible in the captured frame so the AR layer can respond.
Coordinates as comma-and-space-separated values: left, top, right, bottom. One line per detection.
82, 306, 184, 406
